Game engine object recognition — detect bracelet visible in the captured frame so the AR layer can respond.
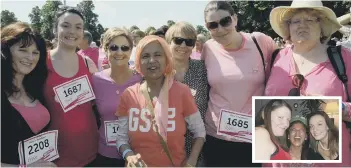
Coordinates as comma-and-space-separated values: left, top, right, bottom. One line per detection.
122, 149, 133, 160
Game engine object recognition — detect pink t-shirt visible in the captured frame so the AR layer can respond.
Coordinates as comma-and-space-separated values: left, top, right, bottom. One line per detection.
12, 101, 50, 134
78, 47, 99, 67
190, 51, 201, 60
202, 32, 276, 142
265, 46, 351, 167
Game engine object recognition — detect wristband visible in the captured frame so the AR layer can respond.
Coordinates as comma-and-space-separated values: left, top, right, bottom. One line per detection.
122, 149, 133, 160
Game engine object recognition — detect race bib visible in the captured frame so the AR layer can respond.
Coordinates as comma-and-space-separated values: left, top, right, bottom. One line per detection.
53, 75, 95, 112
217, 109, 252, 143
104, 120, 119, 146
18, 130, 59, 165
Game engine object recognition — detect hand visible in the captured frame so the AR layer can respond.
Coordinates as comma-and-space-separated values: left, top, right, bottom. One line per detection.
126, 154, 147, 167
182, 158, 196, 168
27, 160, 57, 167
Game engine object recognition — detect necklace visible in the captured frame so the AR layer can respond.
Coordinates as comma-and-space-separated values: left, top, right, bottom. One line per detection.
319, 141, 330, 151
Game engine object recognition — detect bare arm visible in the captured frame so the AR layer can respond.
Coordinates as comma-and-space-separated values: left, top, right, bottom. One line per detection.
255, 127, 275, 160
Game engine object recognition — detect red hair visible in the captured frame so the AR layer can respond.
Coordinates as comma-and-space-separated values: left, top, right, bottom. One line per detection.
134, 35, 174, 76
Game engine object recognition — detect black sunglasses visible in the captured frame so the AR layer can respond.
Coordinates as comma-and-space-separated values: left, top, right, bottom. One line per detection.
172, 37, 195, 47
206, 16, 233, 30
108, 44, 130, 52
288, 74, 305, 96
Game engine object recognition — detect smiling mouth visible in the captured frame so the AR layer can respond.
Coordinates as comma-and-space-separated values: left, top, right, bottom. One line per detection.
65, 37, 77, 41
20, 61, 33, 66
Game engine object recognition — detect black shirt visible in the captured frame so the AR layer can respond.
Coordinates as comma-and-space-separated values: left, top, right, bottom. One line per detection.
1, 91, 49, 165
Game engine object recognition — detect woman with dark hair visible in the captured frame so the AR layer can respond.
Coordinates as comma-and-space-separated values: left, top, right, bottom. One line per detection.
287, 116, 309, 160
1, 22, 56, 167
255, 99, 292, 160
307, 111, 339, 160
201, 1, 277, 166
43, 6, 99, 167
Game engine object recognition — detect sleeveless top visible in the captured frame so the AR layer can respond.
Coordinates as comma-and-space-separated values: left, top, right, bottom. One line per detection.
271, 141, 291, 160
43, 54, 98, 167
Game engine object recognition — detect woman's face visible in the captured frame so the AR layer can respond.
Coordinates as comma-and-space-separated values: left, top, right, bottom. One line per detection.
270, 106, 291, 136
288, 122, 307, 147
309, 114, 329, 141
107, 36, 131, 67
289, 11, 322, 44
205, 9, 237, 46
56, 12, 84, 48
140, 41, 166, 80
170, 32, 194, 61
10, 40, 40, 76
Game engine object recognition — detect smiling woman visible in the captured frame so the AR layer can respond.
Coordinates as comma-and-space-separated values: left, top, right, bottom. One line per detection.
43, 6, 99, 167
1, 22, 56, 167
255, 99, 292, 161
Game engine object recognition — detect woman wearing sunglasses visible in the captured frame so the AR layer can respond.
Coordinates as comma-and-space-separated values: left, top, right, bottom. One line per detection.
115, 35, 206, 167
43, 7, 99, 167
91, 27, 142, 167
165, 21, 209, 166
201, 1, 277, 167
265, 0, 351, 167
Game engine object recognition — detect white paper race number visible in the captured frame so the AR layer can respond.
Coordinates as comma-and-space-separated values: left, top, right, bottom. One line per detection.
217, 109, 252, 143
105, 120, 119, 146
18, 130, 59, 165
53, 75, 95, 112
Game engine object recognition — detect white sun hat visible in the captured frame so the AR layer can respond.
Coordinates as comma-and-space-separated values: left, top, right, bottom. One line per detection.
270, 0, 342, 41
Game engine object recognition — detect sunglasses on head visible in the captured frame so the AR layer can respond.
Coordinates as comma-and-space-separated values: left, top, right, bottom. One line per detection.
108, 44, 130, 52
206, 16, 233, 30
288, 74, 305, 96
172, 37, 195, 47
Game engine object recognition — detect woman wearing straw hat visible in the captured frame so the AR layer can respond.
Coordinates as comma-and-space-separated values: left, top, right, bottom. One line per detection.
115, 35, 206, 167
265, 0, 351, 166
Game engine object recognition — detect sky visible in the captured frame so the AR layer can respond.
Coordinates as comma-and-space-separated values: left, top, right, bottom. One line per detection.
1, 0, 210, 31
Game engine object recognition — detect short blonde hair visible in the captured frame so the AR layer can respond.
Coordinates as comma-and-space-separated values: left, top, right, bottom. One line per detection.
281, 8, 329, 44
102, 27, 133, 52
165, 21, 197, 44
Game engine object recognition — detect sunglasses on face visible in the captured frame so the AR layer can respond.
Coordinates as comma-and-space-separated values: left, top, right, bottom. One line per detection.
206, 16, 233, 30
172, 37, 195, 47
288, 74, 305, 96
108, 44, 130, 52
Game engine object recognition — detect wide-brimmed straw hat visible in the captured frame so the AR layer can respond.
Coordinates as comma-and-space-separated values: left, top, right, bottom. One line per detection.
270, 0, 342, 40
338, 13, 351, 25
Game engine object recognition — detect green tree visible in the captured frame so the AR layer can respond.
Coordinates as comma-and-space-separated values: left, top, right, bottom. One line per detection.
130, 25, 139, 32
167, 20, 175, 27
40, 0, 62, 40
77, 0, 104, 43
145, 26, 156, 35
1, 10, 18, 27
29, 6, 41, 32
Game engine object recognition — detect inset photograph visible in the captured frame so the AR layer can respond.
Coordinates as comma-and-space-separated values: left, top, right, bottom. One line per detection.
252, 96, 342, 164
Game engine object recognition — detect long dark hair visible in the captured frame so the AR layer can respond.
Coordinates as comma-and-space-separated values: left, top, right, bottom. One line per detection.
307, 111, 339, 159
286, 120, 310, 160
1, 22, 48, 105
53, 6, 85, 39
255, 99, 292, 151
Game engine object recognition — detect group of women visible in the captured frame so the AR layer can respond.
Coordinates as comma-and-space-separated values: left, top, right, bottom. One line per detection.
256, 99, 340, 166
1, 0, 351, 167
